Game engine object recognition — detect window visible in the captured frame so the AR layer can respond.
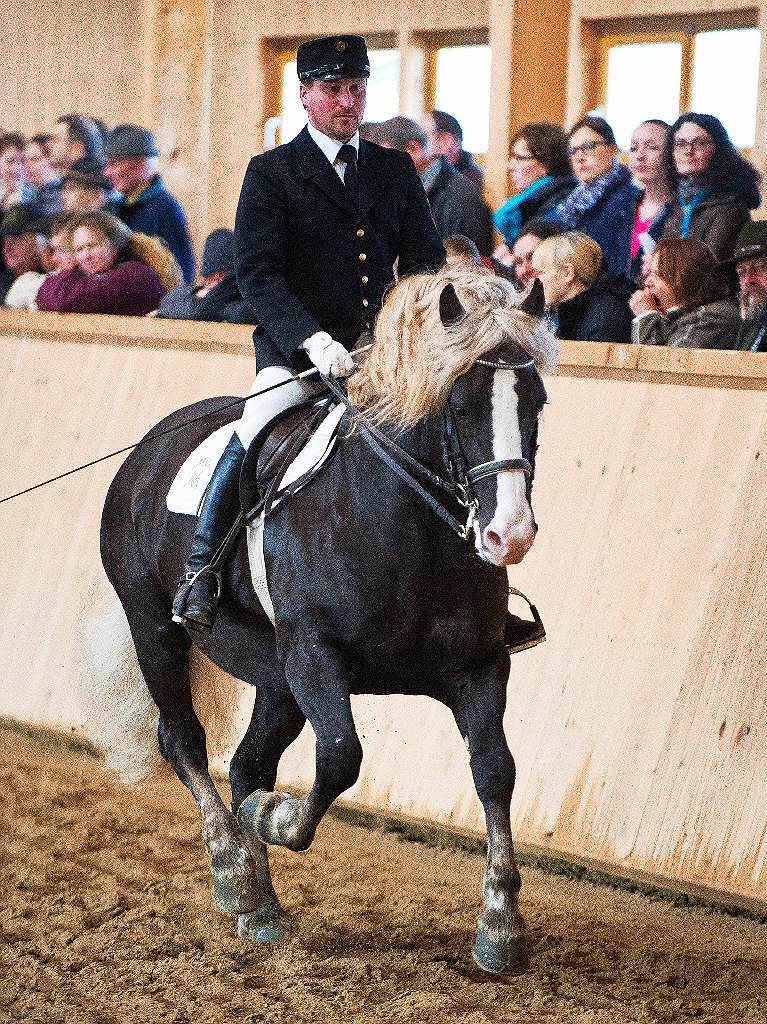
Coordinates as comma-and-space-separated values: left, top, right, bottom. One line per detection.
600, 25, 761, 150
274, 47, 401, 146
433, 44, 491, 154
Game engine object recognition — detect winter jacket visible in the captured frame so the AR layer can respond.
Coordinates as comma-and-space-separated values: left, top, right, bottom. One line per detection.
115, 176, 195, 284
425, 157, 493, 257
549, 272, 633, 343
735, 316, 767, 353
632, 301, 740, 349
36, 259, 166, 315
155, 273, 255, 324
660, 191, 751, 265
545, 178, 641, 278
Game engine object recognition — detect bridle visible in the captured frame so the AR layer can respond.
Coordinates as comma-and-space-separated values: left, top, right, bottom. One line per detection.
321, 355, 535, 543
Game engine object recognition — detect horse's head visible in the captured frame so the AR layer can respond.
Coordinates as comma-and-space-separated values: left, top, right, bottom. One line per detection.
348, 269, 557, 564
439, 276, 553, 566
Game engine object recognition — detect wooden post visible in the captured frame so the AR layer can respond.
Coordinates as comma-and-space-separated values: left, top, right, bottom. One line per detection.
487, 0, 571, 211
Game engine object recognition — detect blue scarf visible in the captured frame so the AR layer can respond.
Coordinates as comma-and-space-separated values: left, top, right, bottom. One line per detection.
552, 162, 631, 229
493, 176, 556, 245
677, 180, 709, 237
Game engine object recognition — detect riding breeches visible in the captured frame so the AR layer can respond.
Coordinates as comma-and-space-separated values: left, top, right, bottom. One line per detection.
233, 365, 326, 448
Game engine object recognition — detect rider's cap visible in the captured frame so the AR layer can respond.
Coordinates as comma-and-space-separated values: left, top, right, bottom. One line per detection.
296, 35, 370, 82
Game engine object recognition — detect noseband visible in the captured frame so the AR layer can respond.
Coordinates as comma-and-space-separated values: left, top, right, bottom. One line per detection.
322, 357, 534, 543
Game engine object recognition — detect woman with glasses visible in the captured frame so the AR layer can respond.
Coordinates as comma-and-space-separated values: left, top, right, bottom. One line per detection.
544, 116, 639, 278
660, 113, 761, 268
493, 123, 576, 247
628, 237, 739, 348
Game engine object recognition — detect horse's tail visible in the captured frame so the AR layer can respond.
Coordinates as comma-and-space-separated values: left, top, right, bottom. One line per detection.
80, 599, 162, 784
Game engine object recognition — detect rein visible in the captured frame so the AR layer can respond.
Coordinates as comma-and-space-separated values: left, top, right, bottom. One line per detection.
320, 356, 534, 542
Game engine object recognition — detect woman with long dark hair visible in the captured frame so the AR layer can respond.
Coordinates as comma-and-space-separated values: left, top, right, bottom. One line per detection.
660, 113, 761, 265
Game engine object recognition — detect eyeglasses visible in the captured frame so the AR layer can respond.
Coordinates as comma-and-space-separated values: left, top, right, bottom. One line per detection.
508, 151, 535, 163
568, 140, 609, 158
672, 137, 714, 152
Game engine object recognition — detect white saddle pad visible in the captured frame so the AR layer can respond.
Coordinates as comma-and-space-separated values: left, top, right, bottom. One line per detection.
166, 402, 345, 517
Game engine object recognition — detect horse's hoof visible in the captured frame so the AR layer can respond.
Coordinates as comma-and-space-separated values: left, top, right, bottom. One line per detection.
472, 928, 529, 975
237, 910, 289, 945
238, 789, 307, 850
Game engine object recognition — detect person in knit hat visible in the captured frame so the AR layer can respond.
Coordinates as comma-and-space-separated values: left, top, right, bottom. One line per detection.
154, 227, 252, 323
660, 113, 761, 272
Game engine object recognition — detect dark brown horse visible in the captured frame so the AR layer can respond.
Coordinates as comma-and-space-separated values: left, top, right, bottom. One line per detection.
100, 270, 556, 973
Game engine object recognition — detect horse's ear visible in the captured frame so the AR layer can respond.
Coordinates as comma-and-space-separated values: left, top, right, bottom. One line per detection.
439, 283, 464, 326
519, 278, 544, 318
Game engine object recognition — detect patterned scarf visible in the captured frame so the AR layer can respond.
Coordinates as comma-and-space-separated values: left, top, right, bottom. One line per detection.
552, 162, 631, 229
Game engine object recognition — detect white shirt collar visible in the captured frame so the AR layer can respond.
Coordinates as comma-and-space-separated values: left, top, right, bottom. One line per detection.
307, 122, 359, 167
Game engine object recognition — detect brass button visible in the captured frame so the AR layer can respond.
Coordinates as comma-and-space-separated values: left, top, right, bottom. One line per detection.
361, 275, 368, 284
356, 228, 365, 237
362, 299, 369, 307
358, 252, 366, 261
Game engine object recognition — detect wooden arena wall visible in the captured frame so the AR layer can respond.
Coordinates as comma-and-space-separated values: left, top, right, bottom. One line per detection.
1, 310, 766, 912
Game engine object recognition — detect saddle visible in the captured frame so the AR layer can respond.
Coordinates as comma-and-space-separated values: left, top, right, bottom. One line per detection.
240, 394, 344, 522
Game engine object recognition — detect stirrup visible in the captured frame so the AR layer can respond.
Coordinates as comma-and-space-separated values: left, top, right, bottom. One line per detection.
172, 567, 222, 628
505, 587, 546, 655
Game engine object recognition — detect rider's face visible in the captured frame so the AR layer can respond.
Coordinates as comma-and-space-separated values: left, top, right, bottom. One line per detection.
300, 78, 367, 142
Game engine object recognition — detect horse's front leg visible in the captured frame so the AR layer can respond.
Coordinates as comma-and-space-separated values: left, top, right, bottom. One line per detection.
238, 639, 362, 852
448, 649, 528, 975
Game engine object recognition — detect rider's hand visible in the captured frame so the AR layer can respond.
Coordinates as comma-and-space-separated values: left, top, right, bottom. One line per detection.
301, 331, 355, 377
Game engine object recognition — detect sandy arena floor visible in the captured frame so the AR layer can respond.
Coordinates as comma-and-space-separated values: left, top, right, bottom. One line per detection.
1, 726, 766, 1024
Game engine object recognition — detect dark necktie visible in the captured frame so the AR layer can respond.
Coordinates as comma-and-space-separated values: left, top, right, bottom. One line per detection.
338, 144, 358, 205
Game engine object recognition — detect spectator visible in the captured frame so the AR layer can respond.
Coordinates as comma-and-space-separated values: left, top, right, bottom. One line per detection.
23, 134, 64, 216
720, 222, 767, 353
49, 115, 104, 173
661, 113, 761, 267
5, 213, 77, 310
0, 205, 45, 303
0, 134, 34, 210
629, 238, 739, 348
626, 119, 675, 281
531, 230, 633, 342
421, 110, 484, 191
36, 210, 180, 315
61, 158, 114, 212
104, 123, 195, 283
545, 116, 639, 278
494, 123, 576, 247
508, 218, 564, 292
155, 227, 253, 323
377, 115, 492, 257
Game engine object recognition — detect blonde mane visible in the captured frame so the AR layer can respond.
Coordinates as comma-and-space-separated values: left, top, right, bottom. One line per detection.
347, 269, 558, 428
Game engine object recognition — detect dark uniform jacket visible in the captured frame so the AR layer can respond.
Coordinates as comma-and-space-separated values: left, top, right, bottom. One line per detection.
234, 126, 445, 371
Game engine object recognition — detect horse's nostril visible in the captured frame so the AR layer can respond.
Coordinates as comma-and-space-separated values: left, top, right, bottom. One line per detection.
485, 529, 502, 548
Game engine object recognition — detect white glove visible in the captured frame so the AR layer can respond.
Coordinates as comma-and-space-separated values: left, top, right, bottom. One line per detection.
301, 331, 355, 378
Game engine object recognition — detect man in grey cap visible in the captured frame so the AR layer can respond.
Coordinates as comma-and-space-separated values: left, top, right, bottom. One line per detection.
720, 221, 767, 353
104, 123, 195, 283
173, 32, 444, 630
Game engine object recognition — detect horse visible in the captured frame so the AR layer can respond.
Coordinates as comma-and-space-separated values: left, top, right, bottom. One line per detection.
99, 268, 557, 975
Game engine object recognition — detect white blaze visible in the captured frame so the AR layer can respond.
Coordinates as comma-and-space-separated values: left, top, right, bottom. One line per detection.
477, 370, 535, 565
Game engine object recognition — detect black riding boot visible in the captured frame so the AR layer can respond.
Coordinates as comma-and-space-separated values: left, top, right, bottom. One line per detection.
172, 433, 246, 630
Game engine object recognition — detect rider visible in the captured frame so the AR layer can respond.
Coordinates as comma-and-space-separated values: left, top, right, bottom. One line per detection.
172, 33, 445, 629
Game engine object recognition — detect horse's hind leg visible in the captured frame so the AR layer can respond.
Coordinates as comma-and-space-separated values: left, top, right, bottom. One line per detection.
111, 566, 269, 918
238, 641, 362, 853
228, 684, 306, 942
447, 649, 528, 975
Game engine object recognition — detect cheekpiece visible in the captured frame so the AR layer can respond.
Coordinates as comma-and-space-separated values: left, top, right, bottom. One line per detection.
296, 35, 370, 82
